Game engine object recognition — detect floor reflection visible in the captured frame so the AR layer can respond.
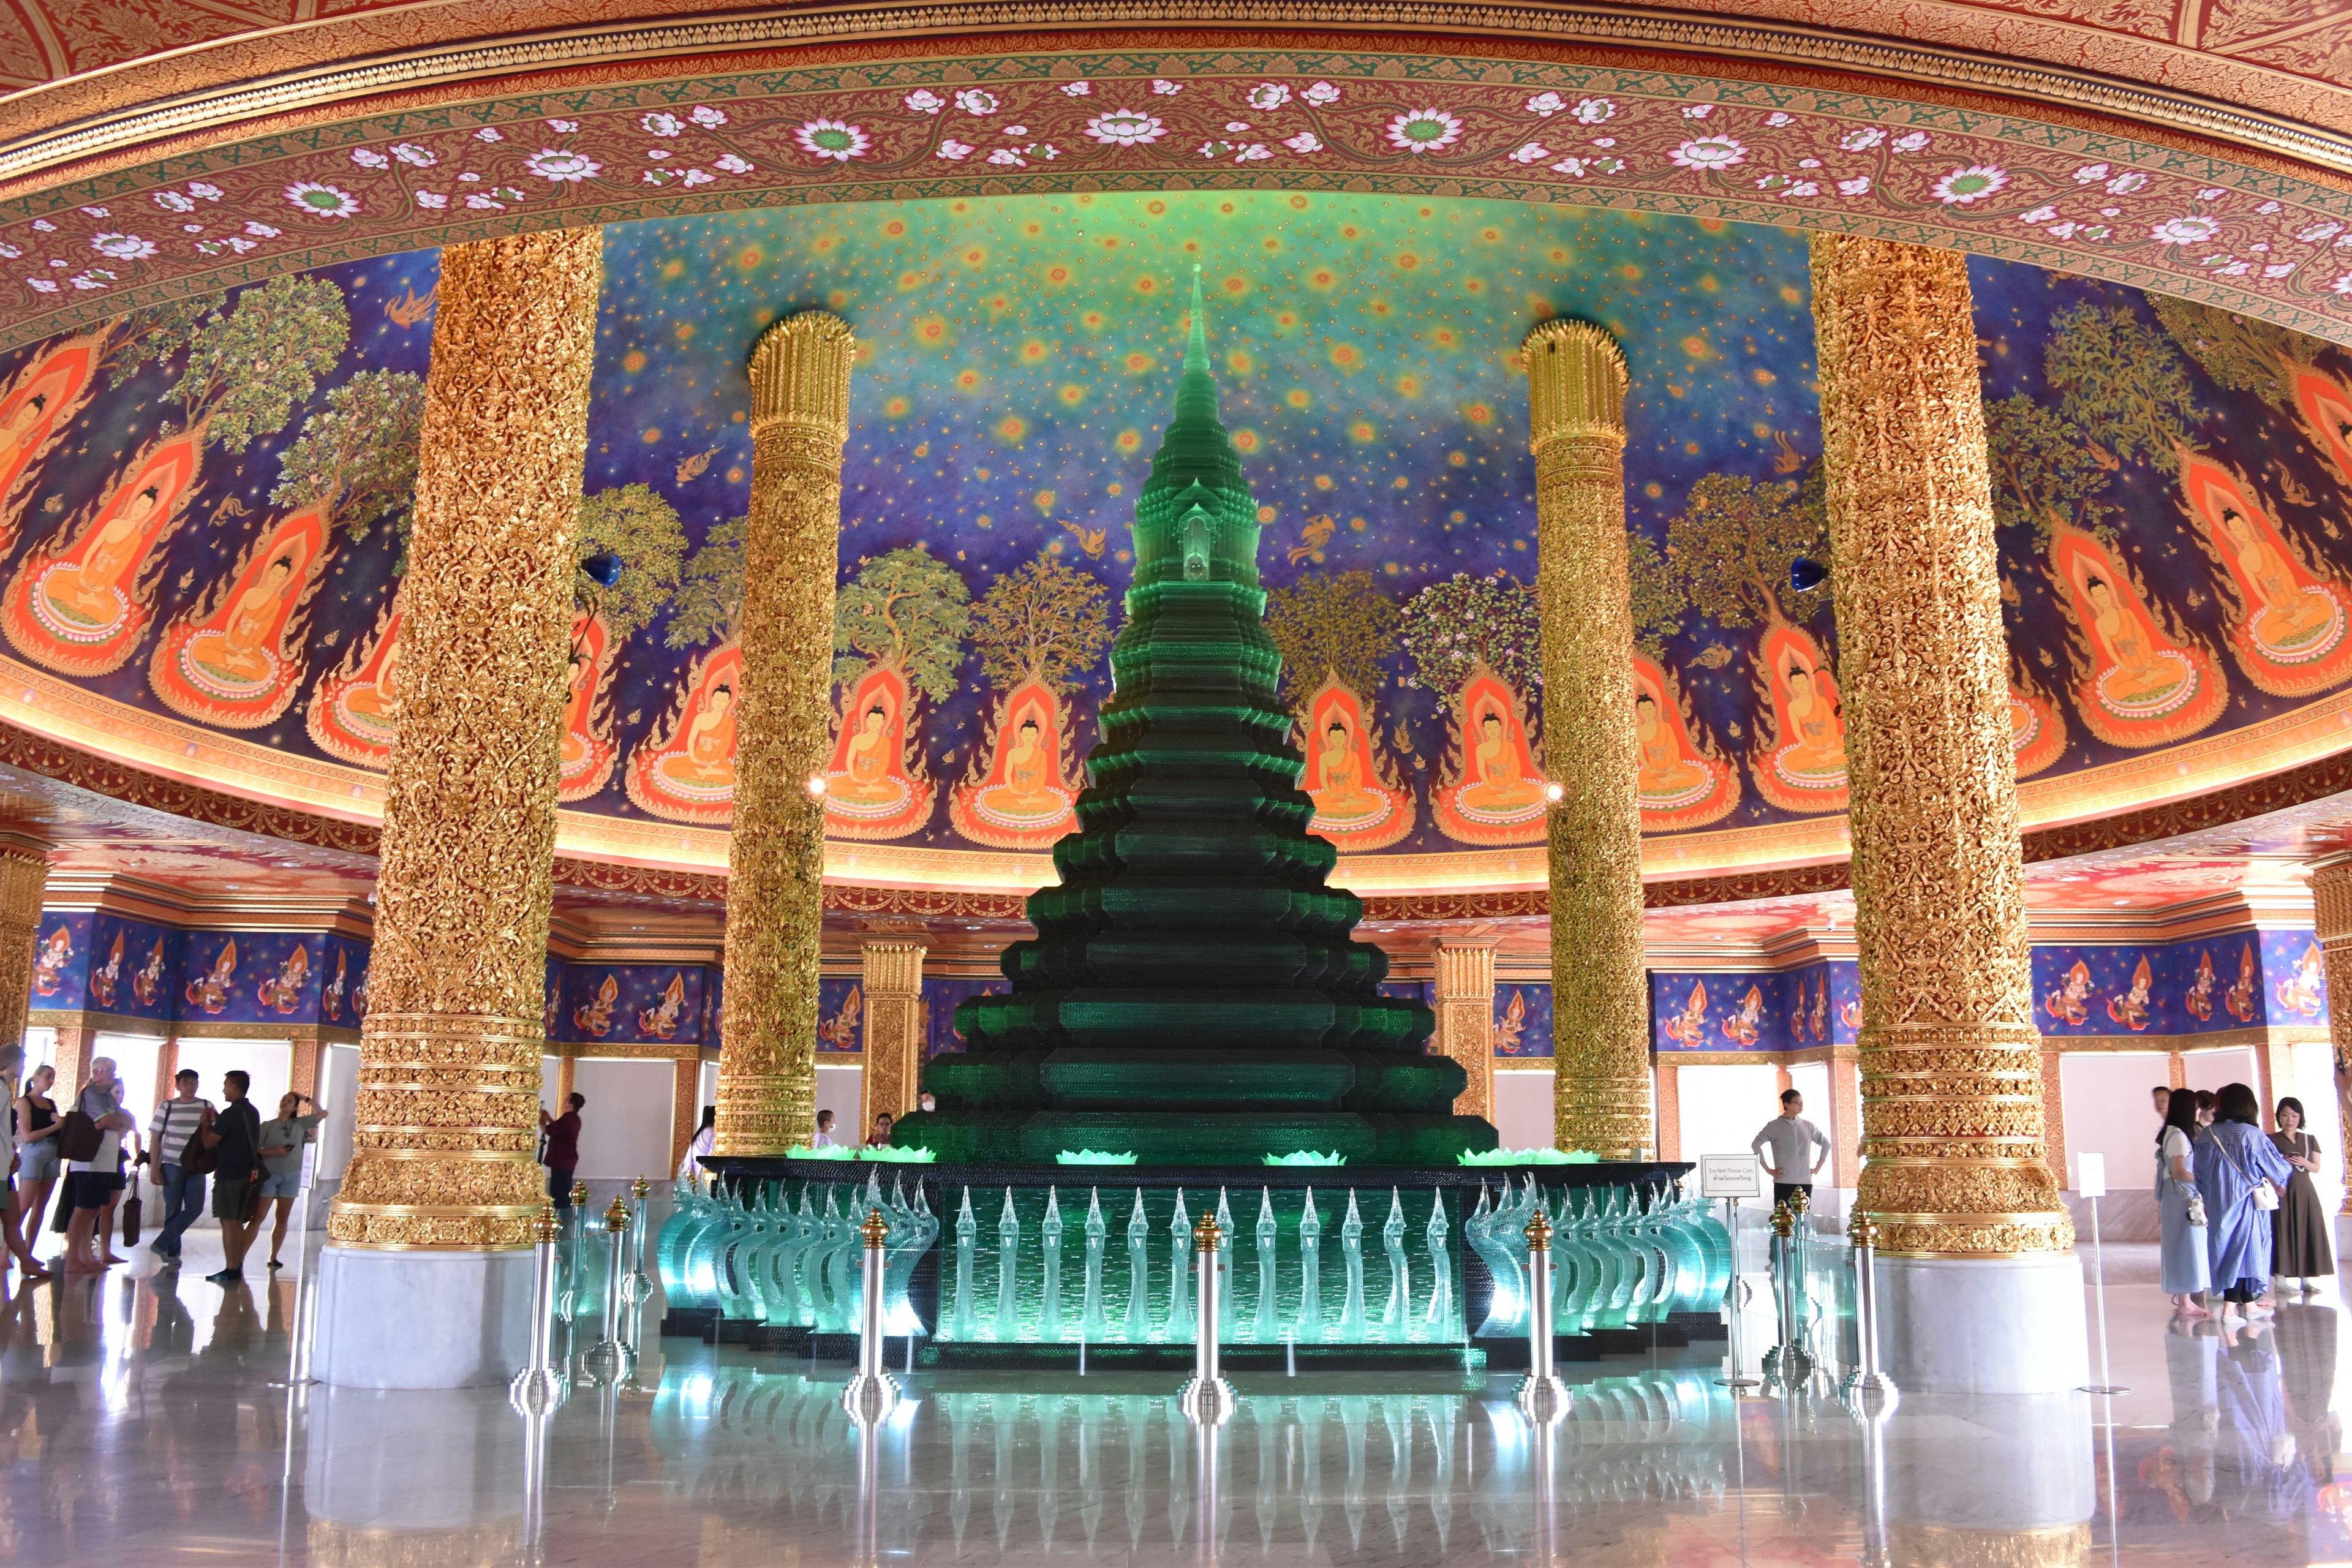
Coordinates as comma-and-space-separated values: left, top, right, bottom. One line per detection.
0, 1238, 2339, 1563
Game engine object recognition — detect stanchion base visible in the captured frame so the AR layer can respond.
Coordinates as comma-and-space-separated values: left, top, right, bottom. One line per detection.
842, 1371, 901, 1422
579, 1341, 635, 1386
1178, 1376, 1237, 1426
1839, 1371, 1900, 1419
2077, 1384, 2129, 1395
1513, 1374, 1571, 1425
1714, 1374, 1764, 1390
508, 1367, 568, 1415
1763, 1346, 1814, 1387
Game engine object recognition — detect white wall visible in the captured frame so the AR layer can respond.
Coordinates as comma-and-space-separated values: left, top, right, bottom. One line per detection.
2057, 1051, 2169, 1197
569, 1058, 675, 1181
173, 1038, 291, 1129
314, 1042, 359, 1181
1676, 1063, 1781, 1213
2184, 1045, 2258, 1097
2287, 1041, 2347, 1210
815, 1063, 861, 1144
1492, 1069, 1555, 1151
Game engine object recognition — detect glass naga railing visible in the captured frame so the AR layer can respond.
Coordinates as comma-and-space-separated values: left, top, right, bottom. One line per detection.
1461, 1177, 1731, 1340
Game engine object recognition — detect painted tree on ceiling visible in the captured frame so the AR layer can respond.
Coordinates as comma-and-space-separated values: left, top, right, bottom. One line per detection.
951, 553, 1110, 849
1265, 569, 1414, 851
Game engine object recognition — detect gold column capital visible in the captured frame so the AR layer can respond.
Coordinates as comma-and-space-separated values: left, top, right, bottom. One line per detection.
328, 227, 601, 1253
859, 938, 928, 1131
1811, 232, 2071, 1258
1526, 322, 1651, 1161
747, 310, 856, 441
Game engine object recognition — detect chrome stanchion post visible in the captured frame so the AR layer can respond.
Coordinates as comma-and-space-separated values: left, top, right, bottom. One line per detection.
1717, 1196, 1762, 1391
581, 1196, 635, 1383
2075, 1152, 2127, 1395
1762, 1201, 1812, 1385
509, 1205, 568, 1412
1178, 1210, 1235, 1425
842, 1208, 900, 1420
1513, 1207, 1570, 1423
620, 1174, 654, 1308
1839, 1211, 1898, 1416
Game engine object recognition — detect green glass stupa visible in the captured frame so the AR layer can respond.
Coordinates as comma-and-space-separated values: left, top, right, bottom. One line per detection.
902, 274, 1494, 1167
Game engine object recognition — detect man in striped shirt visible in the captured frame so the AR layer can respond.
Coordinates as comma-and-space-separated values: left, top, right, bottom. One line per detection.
146, 1069, 213, 1265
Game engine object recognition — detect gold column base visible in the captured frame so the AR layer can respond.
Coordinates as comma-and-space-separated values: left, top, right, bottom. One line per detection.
714, 1071, 808, 1158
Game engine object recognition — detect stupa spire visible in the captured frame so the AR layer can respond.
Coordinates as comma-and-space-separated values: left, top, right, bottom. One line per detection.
1185, 265, 1209, 371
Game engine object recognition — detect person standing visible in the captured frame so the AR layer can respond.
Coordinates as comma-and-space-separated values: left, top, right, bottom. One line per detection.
145, 1069, 214, 1265
811, 1109, 837, 1149
2152, 1085, 2172, 1144
0, 1041, 37, 1281
2196, 1081, 2296, 1327
62, 1056, 136, 1275
200, 1070, 263, 1285
1749, 1088, 1830, 1210
865, 1112, 894, 1149
676, 1103, 715, 1183
2156, 1089, 2211, 1317
2269, 1096, 2335, 1296
254, 1091, 325, 1272
540, 1093, 584, 1210
13, 1063, 58, 1273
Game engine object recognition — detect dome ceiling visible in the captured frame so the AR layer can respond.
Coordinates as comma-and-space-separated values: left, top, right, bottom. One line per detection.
6, 192, 2352, 894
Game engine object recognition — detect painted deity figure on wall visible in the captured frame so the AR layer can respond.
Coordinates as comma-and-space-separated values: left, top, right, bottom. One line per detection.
1721, 984, 1764, 1047
2227, 943, 2260, 1022
1494, 989, 1528, 1054
2106, 956, 2155, 1032
951, 678, 1080, 849
1751, 622, 1847, 814
30, 925, 70, 997
1432, 664, 1548, 846
323, 947, 347, 1022
132, 936, 165, 1007
624, 641, 742, 825
818, 984, 862, 1051
822, 661, 933, 840
2049, 527, 2228, 747
2008, 669, 2069, 780
558, 611, 620, 803
573, 974, 618, 1039
1295, 676, 1414, 851
2177, 450, 2352, 694
184, 940, 236, 1015
0, 333, 100, 552
1660, 980, 1708, 1046
1630, 655, 1739, 831
89, 930, 122, 1010
1811, 976, 1831, 1041
150, 508, 327, 727
2185, 949, 2217, 1021
4, 432, 202, 676
1789, 974, 1814, 1044
308, 597, 403, 768
2276, 942, 2327, 1018
639, 972, 688, 1039
257, 945, 310, 1015
2045, 959, 2092, 1027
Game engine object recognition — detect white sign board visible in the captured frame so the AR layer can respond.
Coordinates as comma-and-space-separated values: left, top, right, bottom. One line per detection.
1698, 1154, 1763, 1199
2075, 1150, 2106, 1199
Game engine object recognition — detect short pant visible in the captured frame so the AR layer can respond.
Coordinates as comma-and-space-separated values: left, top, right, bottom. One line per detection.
259, 1170, 302, 1200
212, 1175, 254, 1221
69, 1170, 125, 1210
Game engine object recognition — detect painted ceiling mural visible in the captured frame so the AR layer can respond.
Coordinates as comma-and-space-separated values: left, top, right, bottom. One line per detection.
12, 192, 2352, 865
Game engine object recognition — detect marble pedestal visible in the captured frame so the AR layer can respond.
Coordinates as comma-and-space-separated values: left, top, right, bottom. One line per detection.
1874, 1253, 2089, 1395
314, 1246, 535, 1390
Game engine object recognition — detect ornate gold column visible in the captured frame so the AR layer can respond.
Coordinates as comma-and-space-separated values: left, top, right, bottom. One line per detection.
2313, 856, 2352, 1205
0, 838, 46, 1065
714, 312, 854, 1156
1432, 941, 1496, 1124
1811, 235, 2072, 1259
1524, 320, 1652, 1159
327, 229, 601, 1252
858, 940, 927, 1134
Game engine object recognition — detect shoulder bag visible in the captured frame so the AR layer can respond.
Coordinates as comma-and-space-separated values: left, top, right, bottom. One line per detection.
2221, 1129, 2281, 1211
176, 1104, 216, 1176
55, 1099, 100, 1163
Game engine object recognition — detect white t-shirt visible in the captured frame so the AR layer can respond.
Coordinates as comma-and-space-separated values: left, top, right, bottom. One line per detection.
2162, 1125, 2195, 1170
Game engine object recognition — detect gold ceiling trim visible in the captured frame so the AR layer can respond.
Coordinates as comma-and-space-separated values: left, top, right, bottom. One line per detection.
4, 2, 2352, 189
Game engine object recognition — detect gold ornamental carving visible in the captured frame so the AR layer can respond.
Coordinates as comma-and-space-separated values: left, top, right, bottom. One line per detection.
714, 311, 854, 1157
1525, 318, 1651, 1160
1432, 942, 1497, 1124
0, 840, 45, 1070
2313, 854, 2352, 1194
858, 940, 927, 1134
1810, 234, 2071, 1257
327, 228, 603, 1253
1888, 1521, 2092, 1568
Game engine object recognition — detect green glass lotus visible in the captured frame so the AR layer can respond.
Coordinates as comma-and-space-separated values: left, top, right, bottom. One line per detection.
901, 274, 1494, 1167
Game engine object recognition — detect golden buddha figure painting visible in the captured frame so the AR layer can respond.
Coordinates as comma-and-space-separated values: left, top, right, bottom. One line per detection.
0, 332, 98, 554
823, 660, 932, 840
150, 506, 325, 728
1630, 655, 1738, 831
626, 641, 743, 825
2049, 527, 2229, 747
1751, 623, 1847, 814
1431, 664, 1547, 846
1297, 676, 1414, 851
951, 677, 1078, 849
4, 431, 200, 676
2177, 449, 2352, 694
557, 611, 620, 804
308, 597, 403, 769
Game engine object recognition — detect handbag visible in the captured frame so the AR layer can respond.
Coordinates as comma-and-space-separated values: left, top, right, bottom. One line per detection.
2220, 1129, 2282, 1211
240, 1172, 265, 1224
55, 1109, 99, 1163
175, 1104, 216, 1177
119, 1188, 141, 1246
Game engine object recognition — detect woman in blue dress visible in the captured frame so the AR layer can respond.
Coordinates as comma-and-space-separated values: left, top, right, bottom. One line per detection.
2197, 1081, 2296, 1327
2155, 1090, 2211, 1315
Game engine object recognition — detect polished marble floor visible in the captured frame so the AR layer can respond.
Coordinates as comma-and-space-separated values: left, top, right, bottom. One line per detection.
0, 1223, 2344, 1565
